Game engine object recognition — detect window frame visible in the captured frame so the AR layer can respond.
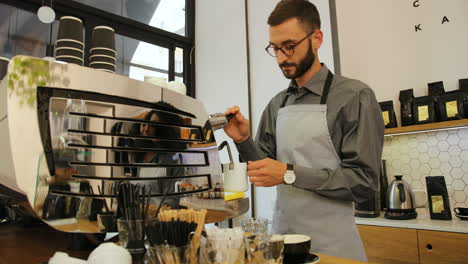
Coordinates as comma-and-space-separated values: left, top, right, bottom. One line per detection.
0, 0, 196, 97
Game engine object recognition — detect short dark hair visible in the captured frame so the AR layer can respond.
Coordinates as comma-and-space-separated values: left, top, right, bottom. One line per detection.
267, 0, 321, 32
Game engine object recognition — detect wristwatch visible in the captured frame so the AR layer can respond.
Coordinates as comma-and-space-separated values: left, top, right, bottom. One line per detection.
283, 163, 296, 184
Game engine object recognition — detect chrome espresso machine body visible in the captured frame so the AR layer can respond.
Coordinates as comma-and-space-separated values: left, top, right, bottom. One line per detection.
0, 56, 242, 232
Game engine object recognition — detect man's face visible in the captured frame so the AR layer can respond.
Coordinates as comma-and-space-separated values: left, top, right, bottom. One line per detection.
269, 18, 318, 79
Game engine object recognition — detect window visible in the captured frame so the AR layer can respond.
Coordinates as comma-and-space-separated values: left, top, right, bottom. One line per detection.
0, 0, 195, 96
75, 0, 186, 36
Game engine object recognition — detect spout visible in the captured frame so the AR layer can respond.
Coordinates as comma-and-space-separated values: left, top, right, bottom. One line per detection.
218, 141, 234, 170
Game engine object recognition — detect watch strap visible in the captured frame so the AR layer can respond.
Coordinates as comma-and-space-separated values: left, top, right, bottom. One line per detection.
287, 163, 294, 171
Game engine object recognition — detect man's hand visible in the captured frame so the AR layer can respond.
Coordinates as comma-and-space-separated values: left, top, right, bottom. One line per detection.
224, 106, 250, 143
247, 158, 287, 187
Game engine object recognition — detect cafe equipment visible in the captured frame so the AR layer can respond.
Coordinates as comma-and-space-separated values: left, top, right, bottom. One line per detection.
385, 175, 417, 220
399, 89, 414, 126
0, 55, 248, 233
426, 176, 452, 220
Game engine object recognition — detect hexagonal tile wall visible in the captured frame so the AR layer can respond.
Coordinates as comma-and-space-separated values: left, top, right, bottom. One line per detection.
383, 127, 468, 207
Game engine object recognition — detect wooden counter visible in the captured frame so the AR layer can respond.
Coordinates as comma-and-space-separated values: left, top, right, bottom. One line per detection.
0, 222, 366, 264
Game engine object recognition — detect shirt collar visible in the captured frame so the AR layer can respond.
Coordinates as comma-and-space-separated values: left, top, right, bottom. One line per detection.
287, 64, 329, 96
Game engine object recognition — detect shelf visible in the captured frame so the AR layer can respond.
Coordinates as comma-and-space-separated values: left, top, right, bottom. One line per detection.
384, 119, 468, 136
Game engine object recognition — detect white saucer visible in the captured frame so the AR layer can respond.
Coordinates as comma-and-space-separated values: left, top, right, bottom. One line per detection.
304, 253, 320, 264
455, 214, 468, 220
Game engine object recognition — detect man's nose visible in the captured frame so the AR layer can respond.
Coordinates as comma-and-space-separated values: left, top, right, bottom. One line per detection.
276, 50, 288, 64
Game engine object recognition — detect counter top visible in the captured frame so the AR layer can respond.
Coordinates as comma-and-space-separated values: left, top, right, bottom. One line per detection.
355, 208, 468, 233
0, 221, 365, 264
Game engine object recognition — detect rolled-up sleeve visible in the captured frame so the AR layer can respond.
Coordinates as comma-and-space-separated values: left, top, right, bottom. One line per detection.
293, 87, 384, 203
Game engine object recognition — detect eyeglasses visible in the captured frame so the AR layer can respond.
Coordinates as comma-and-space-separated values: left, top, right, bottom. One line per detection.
265, 31, 315, 57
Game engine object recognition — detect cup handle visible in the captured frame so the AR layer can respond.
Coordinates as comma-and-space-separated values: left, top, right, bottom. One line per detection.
454, 208, 460, 215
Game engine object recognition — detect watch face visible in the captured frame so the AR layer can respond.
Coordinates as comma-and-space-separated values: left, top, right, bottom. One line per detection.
284, 171, 296, 184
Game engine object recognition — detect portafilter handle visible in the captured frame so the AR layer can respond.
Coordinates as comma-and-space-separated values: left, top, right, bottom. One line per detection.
209, 113, 235, 130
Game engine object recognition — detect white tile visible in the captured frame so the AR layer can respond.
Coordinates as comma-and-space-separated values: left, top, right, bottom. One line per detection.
457, 128, 468, 139
445, 175, 454, 185
465, 195, 468, 204
448, 129, 458, 135
436, 130, 449, 140
417, 142, 429, 153
410, 167, 421, 179
448, 187, 455, 197
429, 158, 441, 169
453, 179, 465, 191
412, 180, 424, 189
428, 147, 440, 158
408, 138, 418, 148
447, 134, 460, 145
439, 152, 451, 163
437, 141, 450, 152
455, 202, 467, 208
419, 164, 431, 175
399, 155, 410, 164
427, 136, 438, 147
399, 144, 409, 154
430, 168, 442, 176
463, 174, 468, 185
392, 159, 401, 169
450, 167, 464, 179
460, 151, 468, 162
460, 139, 468, 150
416, 133, 428, 142
440, 163, 452, 174
392, 150, 401, 159
401, 164, 411, 174
409, 151, 419, 159
453, 191, 466, 203
448, 145, 462, 157
462, 162, 468, 173
418, 153, 430, 164
397, 136, 409, 144
449, 156, 463, 168
405, 176, 413, 184
410, 159, 421, 169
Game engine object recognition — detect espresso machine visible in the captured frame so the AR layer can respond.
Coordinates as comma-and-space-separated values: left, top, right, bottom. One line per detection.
0, 56, 248, 233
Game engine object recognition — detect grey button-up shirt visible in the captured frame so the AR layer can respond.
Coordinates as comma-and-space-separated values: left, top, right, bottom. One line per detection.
236, 64, 384, 202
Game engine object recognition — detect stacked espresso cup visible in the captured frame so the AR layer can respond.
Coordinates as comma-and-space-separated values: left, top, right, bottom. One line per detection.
55, 16, 84, 66
89, 26, 116, 73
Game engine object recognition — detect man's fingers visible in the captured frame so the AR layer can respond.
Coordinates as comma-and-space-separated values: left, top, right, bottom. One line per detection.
248, 159, 268, 171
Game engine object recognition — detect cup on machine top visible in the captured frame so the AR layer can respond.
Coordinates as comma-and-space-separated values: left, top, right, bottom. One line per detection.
57, 16, 84, 44
92, 26, 115, 51
89, 54, 116, 64
55, 55, 84, 66
55, 47, 84, 59
89, 61, 116, 73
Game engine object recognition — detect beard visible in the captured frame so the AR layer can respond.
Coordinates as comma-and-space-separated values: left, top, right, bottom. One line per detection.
279, 40, 315, 79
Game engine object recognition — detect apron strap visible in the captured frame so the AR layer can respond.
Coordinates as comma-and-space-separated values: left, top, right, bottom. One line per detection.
320, 70, 334, 105
279, 70, 334, 108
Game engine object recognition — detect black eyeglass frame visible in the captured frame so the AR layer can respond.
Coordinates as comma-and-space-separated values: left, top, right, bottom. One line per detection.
265, 31, 316, 57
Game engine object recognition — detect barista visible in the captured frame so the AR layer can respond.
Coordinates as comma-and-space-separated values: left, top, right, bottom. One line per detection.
224, 0, 384, 261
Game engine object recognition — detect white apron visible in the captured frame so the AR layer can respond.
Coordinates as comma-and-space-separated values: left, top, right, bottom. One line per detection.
273, 71, 367, 261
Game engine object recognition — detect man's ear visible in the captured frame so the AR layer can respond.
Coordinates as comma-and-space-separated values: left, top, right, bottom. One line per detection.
313, 30, 324, 51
